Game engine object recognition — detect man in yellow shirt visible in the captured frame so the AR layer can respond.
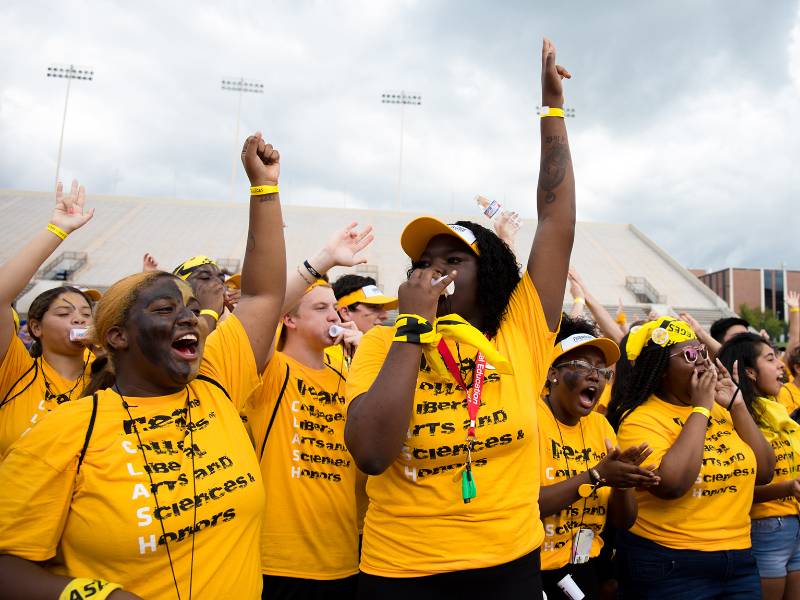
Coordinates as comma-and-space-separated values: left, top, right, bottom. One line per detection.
244, 281, 359, 599
332, 275, 398, 333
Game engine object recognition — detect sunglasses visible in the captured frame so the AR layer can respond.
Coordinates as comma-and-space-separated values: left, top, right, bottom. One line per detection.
554, 360, 614, 381
669, 344, 708, 364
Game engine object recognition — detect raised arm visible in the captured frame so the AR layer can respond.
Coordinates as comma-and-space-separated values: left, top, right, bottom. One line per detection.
787, 291, 799, 354
570, 269, 625, 343
282, 223, 374, 313
680, 312, 721, 359
528, 39, 576, 331
0, 181, 93, 363
234, 133, 287, 371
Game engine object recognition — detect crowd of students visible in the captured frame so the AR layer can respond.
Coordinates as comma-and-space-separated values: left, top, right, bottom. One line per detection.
1, 38, 800, 600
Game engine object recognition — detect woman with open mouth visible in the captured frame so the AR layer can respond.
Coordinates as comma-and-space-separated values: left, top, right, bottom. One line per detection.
607, 317, 775, 599
0, 132, 286, 600
0, 180, 96, 457
538, 315, 659, 599
719, 333, 800, 600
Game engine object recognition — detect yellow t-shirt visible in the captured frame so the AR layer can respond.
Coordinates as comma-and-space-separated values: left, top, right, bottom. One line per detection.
0, 315, 265, 599
538, 397, 615, 570
243, 351, 358, 580
777, 383, 800, 415
594, 383, 612, 415
346, 273, 556, 577
617, 396, 756, 551
324, 343, 348, 370
751, 397, 800, 520
0, 335, 93, 457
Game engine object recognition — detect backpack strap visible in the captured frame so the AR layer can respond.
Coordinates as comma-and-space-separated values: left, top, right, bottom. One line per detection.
259, 363, 291, 460
77, 393, 98, 473
195, 374, 232, 401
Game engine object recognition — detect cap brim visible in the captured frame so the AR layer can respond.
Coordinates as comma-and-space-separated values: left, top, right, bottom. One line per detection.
360, 296, 399, 310
80, 289, 102, 301
225, 274, 242, 289
554, 338, 621, 366
401, 217, 477, 262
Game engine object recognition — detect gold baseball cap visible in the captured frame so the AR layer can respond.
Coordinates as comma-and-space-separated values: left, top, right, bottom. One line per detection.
400, 217, 480, 262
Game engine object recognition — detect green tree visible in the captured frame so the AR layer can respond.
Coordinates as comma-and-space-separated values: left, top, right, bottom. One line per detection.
738, 304, 787, 342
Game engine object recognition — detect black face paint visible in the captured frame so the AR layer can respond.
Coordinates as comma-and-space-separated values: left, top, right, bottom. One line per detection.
129, 278, 201, 384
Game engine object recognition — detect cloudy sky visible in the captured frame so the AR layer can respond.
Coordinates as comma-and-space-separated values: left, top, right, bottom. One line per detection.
1, 1, 798, 271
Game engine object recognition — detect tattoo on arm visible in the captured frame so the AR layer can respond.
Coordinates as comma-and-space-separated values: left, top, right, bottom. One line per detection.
538, 142, 570, 202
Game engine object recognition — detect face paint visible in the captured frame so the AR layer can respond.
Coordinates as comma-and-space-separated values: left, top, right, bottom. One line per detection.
129, 277, 203, 385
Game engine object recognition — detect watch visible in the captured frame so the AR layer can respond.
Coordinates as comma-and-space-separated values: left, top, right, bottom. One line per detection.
588, 467, 605, 486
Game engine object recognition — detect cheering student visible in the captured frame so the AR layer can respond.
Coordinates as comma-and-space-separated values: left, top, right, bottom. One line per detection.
345, 38, 574, 597
718, 333, 800, 600
538, 315, 658, 598
244, 223, 373, 600
0, 181, 96, 457
607, 317, 775, 599
171, 256, 227, 332
0, 132, 286, 599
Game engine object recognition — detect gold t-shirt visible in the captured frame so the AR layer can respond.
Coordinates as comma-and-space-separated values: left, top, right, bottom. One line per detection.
751, 397, 800, 520
617, 396, 756, 551
0, 336, 93, 457
244, 351, 358, 580
594, 383, 612, 415
346, 273, 555, 577
538, 397, 615, 570
777, 383, 800, 415
0, 315, 264, 599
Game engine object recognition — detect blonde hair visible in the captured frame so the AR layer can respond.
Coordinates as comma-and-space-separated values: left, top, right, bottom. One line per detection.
91, 271, 173, 350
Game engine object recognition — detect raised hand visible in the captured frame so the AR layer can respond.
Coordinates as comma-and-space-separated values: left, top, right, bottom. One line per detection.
541, 37, 572, 108
322, 222, 374, 268
595, 441, 660, 489
787, 290, 799, 310
493, 210, 521, 246
51, 180, 94, 233
690, 366, 718, 410
616, 441, 654, 467
241, 132, 280, 186
399, 267, 456, 322
142, 253, 159, 272
715, 358, 742, 409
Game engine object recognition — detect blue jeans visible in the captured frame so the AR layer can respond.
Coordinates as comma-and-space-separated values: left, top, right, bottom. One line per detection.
616, 530, 761, 599
751, 515, 800, 578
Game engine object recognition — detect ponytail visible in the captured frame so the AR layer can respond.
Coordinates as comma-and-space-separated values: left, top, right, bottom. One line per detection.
81, 355, 116, 397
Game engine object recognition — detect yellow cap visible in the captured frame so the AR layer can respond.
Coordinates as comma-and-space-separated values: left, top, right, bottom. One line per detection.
337, 285, 398, 310
173, 256, 217, 280
400, 217, 480, 261
552, 333, 621, 366
224, 273, 241, 289
76, 287, 102, 302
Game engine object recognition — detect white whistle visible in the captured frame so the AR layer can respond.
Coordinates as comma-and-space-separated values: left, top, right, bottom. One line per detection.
329, 325, 346, 338
69, 328, 89, 341
431, 275, 456, 297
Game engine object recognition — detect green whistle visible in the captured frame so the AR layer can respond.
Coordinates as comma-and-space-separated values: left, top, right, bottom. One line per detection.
461, 469, 477, 503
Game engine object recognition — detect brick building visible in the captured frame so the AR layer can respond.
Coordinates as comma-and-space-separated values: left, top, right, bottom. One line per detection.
694, 268, 800, 321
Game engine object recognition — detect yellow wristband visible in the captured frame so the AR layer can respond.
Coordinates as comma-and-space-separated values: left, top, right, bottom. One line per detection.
540, 106, 565, 118
573, 297, 585, 304
47, 223, 69, 241
250, 184, 279, 195
791, 307, 800, 313
616, 313, 627, 324
59, 578, 122, 600
691, 406, 712, 420
200, 309, 219, 321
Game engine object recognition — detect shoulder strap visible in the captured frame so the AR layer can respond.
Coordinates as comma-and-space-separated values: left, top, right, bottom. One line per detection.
77, 393, 98, 473
195, 374, 232, 401
259, 363, 291, 460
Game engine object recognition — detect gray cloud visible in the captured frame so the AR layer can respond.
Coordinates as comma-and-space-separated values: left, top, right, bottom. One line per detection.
1, 0, 798, 272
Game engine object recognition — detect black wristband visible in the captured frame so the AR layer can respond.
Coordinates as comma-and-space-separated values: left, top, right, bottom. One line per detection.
727, 386, 741, 412
303, 260, 323, 280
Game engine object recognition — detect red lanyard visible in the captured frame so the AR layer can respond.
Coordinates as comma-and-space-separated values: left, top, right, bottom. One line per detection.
437, 339, 486, 439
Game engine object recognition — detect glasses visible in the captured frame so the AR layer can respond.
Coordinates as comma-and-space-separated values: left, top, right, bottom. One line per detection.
554, 360, 614, 380
669, 344, 708, 364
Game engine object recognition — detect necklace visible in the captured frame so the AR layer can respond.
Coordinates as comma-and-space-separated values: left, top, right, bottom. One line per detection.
117, 385, 196, 600
41, 356, 88, 404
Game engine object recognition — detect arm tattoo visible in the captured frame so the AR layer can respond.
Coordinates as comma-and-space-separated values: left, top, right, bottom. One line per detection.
538, 142, 570, 201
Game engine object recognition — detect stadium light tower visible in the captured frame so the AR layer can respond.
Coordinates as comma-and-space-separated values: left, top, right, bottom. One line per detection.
46, 64, 94, 190
221, 77, 264, 201
381, 91, 421, 209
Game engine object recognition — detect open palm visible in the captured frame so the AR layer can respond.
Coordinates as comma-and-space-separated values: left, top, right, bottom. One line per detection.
324, 222, 374, 267
51, 180, 94, 233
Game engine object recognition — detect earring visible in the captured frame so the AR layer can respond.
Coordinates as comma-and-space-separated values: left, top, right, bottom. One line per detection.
552, 378, 558, 384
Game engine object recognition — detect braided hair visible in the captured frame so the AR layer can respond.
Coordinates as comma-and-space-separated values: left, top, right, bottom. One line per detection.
606, 334, 670, 431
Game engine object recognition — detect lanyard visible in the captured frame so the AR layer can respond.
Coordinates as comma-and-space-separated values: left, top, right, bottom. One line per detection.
437, 339, 487, 502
